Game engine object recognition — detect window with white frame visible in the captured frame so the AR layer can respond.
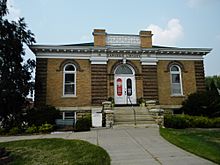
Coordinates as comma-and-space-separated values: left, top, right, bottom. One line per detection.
63, 64, 76, 96
170, 65, 183, 95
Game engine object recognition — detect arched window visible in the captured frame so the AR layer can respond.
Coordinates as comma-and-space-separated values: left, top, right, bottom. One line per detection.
170, 65, 183, 95
63, 64, 76, 96
115, 64, 134, 74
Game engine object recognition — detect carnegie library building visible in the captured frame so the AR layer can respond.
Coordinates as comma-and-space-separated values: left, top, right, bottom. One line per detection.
30, 29, 211, 126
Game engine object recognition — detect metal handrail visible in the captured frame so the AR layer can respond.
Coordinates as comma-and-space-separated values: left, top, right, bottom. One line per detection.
128, 96, 137, 126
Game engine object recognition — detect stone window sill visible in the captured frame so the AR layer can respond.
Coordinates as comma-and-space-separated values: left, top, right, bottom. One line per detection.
61, 95, 77, 98
171, 95, 185, 98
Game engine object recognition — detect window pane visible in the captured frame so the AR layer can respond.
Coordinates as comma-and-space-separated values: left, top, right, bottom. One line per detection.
115, 65, 133, 74
172, 74, 180, 83
65, 65, 75, 71
127, 78, 132, 96
65, 73, 75, 83
65, 111, 75, 119
171, 66, 179, 71
65, 84, 75, 95
172, 83, 181, 94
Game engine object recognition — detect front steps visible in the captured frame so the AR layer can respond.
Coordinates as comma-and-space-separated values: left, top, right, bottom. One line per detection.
113, 106, 156, 126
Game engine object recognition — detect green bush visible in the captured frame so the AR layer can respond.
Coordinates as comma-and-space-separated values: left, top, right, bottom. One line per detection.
39, 123, 54, 133
25, 105, 60, 126
8, 127, 21, 135
0, 128, 6, 135
164, 115, 220, 129
181, 91, 220, 118
212, 118, 220, 128
75, 115, 91, 132
25, 125, 38, 134
164, 115, 189, 129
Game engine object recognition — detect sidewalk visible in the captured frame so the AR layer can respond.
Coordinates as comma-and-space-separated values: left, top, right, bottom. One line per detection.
0, 126, 216, 165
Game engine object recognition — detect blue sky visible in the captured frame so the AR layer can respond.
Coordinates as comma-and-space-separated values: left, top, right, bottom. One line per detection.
7, 0, 220, 76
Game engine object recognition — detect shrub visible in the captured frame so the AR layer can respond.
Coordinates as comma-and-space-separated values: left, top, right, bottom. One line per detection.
8, 127, 21, 135
191, 116, 212, 128
181, 91, 220, 118
25, 105, 60, 126
25, 125, 38, 134
75, 115, 91, 132
39, 123, 54, 133
164, 115, 220, 128
164, 115, 189, 129
0, 128, 6, 135
0, 147, 12, 164
212, 118, 220, 128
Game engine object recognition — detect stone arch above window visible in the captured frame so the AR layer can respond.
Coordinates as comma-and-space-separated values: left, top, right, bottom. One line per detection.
110, 60, 140, 75
165, 61, 187, 73
57, 59, 82, 72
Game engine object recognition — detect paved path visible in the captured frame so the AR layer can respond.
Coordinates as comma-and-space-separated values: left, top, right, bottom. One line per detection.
0, 126, 216, 165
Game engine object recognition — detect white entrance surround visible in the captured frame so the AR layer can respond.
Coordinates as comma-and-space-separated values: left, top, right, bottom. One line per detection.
114, 64, 137, 105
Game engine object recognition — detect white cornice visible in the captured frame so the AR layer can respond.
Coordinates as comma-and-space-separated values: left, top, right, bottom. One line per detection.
29, 44, 212, 56
35, 52, 204, 62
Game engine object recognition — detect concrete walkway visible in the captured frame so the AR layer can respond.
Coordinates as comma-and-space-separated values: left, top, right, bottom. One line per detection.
0, 126, 216, 165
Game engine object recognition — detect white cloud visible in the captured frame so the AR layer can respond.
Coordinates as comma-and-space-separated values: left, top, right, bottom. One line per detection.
147, 18, 184, 46
5, 0, 21, 22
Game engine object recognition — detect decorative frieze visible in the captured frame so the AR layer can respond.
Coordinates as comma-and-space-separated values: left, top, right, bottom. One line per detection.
107, 53, 140, 58
106, 34, 140, 46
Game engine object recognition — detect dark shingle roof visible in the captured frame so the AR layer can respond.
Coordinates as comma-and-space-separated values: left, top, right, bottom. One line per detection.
62, 42, 94, 47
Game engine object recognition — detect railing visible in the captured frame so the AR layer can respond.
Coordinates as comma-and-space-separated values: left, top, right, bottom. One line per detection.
128, 96, 137, 126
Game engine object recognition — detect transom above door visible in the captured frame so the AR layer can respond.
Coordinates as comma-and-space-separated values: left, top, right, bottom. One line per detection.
114, 64, 136, 105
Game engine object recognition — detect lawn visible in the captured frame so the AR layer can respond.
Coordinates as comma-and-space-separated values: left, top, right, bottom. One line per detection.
160, 128, 220, 164
0, 138, 110, 165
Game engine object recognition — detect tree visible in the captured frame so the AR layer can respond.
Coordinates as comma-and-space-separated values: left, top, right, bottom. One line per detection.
206, 75, 220, 91
0, 0, 35, 130
181, 91, 220, 117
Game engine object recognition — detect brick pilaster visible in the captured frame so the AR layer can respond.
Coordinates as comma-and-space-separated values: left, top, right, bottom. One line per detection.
91, 64, 108, 105
142, 65, 159, 101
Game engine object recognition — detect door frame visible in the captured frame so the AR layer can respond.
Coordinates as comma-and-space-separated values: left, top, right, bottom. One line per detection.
114, 64, 136, 105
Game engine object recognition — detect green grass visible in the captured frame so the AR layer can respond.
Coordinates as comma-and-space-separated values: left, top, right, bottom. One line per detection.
160, 128, 220, 164
0, 138, 110, 165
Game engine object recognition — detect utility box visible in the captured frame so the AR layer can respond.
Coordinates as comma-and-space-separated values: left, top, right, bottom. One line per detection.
92, 108, 102, 127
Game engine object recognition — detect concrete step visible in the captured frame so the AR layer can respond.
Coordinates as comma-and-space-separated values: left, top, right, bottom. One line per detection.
113, 106, 156, 125
114, 111, 150, 115
114, 115, 154, 121
113, 108, 150, 115
114, 120, 156, 125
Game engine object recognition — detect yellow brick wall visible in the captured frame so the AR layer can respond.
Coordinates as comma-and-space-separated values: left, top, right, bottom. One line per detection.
93, 29, 106, 47
157, 60, 197, 105
139, 31, 152, 48
46, 59, 91, 107
45, 58, 198, 107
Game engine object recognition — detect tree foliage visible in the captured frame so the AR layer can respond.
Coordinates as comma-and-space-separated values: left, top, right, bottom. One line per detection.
0, 0, 35, 130
181, 91, 220, 117
206, 75, 220, 90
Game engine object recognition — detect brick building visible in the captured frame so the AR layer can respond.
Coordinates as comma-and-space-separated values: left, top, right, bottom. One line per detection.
30, 29, 211, 117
